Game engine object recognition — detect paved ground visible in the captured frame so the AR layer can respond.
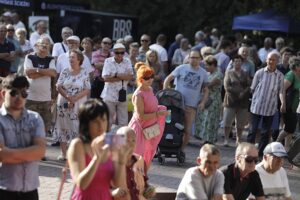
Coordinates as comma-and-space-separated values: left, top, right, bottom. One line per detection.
38, 133, 300, 200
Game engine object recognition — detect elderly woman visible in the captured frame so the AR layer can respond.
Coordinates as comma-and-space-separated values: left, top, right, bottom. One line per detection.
54, 49, 91, 160
194, 56, 223, 144
129, 63, 168, 170
81, 37, 93, 62
145, 50, 164, 94
277, 56, 300, 149
15, 28, 33, 75
223, 55, 251, 146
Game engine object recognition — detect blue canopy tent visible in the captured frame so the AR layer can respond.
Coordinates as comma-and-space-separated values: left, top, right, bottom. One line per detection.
232, 9, 300, 34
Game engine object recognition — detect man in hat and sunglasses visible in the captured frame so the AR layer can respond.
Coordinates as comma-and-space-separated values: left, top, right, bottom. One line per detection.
101, 43, 134, 129
248, 142, 291, 200
0, 74, 46, 200
220, 142, 265, 200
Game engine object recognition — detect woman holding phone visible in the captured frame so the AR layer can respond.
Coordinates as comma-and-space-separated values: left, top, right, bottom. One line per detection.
67, 99, 128, 200
129, 63, 168, 170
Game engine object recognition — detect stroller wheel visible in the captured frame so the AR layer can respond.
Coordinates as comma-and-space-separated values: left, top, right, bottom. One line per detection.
155, 147, 161, 159
158, 157, 165, 165
177, 156, 185, 165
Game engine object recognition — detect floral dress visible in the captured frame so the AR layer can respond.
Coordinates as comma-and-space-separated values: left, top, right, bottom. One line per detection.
195, 70, 223, 143
53, 68, 91, 143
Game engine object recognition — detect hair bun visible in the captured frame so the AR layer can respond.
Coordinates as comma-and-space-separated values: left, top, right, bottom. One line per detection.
134, 62, 147, 71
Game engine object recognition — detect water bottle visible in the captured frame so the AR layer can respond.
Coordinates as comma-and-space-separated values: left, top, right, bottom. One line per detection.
165, 109, 171, 123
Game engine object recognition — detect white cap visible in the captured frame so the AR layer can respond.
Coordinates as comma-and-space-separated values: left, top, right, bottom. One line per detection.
263, 142, 288, 157
66, 35, 80, 42
113, 43, 125, 50
3, 11, 12, 17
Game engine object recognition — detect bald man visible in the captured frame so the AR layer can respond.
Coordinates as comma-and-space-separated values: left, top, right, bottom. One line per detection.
116, 126, 155, 199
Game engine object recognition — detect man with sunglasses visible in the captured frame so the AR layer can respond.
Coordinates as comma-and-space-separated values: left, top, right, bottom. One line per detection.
6, 24, 21, 74
248, 142, 291, 200
0, 74, 46, 200
0, 24, 15, 77
101, 43, 134, 129
220, 142, 265, 200
138, 34, 151, 62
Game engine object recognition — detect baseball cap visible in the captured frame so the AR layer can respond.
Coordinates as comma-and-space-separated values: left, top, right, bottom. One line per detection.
66, 35, 80, 42
113, 43, 125, 50
263, 142, 288, 157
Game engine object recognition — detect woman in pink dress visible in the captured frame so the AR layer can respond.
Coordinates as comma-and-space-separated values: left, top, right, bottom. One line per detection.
129, 63, 168, 170
67, 99, 128, 200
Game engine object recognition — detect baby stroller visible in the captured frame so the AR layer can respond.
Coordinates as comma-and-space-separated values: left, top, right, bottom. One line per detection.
156, 89, 185, 165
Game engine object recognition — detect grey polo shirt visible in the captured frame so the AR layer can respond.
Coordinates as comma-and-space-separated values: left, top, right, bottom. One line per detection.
0, 106, 45, 192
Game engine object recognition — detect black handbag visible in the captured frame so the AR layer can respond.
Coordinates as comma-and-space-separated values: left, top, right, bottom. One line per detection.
118, 80, 127, 102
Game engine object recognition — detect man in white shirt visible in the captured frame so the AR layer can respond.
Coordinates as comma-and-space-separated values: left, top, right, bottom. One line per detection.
101, 43, 134, 129
249, 142, 292, 200
258, 37, 274, 63
150, 34, 169, 74
56, 35, 93, 74
176, 144, 224, 200
52, 27, 73, 59
29, 20, 53, 51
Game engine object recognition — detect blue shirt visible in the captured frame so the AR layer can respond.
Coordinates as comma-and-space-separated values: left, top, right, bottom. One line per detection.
0, 106, 45, 192
172, 64, 208, 108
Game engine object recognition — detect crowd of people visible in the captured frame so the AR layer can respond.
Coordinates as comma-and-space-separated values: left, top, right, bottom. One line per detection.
0, 9, 298, 200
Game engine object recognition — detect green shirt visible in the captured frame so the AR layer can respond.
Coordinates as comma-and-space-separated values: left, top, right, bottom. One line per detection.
285, 71, 300, 112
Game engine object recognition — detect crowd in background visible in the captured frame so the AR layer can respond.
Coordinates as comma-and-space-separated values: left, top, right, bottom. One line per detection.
0, 9, 299, 200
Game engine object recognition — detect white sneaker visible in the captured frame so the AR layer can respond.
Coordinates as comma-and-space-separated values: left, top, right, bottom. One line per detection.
57, 155, 67, 161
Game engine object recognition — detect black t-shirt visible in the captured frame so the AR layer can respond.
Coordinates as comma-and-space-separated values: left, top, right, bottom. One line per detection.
220, 163, 264, 200
27, 54, 54, 69
0, 39, 15, 69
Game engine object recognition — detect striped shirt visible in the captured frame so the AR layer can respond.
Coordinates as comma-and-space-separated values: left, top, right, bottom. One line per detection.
250, 67, 284, 116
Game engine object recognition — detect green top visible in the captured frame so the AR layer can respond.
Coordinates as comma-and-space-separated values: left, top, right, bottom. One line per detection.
285, 71, 300, 112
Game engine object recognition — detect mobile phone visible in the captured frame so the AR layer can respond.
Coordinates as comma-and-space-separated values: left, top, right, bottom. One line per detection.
104, 132, 126, 146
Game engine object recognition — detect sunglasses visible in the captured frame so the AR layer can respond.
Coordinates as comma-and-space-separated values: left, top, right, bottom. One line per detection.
115, 51, 125, 55
143, 74, 154, 80
7, 29, 15, 32
242, 155, 259, 164
9, 88, 28, 98
141, 39, 149, 42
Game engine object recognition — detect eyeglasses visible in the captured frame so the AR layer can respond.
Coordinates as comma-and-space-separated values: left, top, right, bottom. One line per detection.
102, 41, 111, 45
7, 29, 14, 32
143, 74, 154, 80
242, 155, 259, 164
115, 51, 125, 55
141, 40, 149, 42
9, 88, 28, 98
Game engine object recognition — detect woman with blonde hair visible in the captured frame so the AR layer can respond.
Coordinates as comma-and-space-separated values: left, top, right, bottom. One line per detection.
145, 50, 164, 94
128, 63, 168, 170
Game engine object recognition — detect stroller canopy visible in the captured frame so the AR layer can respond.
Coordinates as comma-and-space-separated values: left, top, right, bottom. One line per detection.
156, 89, 184, 110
